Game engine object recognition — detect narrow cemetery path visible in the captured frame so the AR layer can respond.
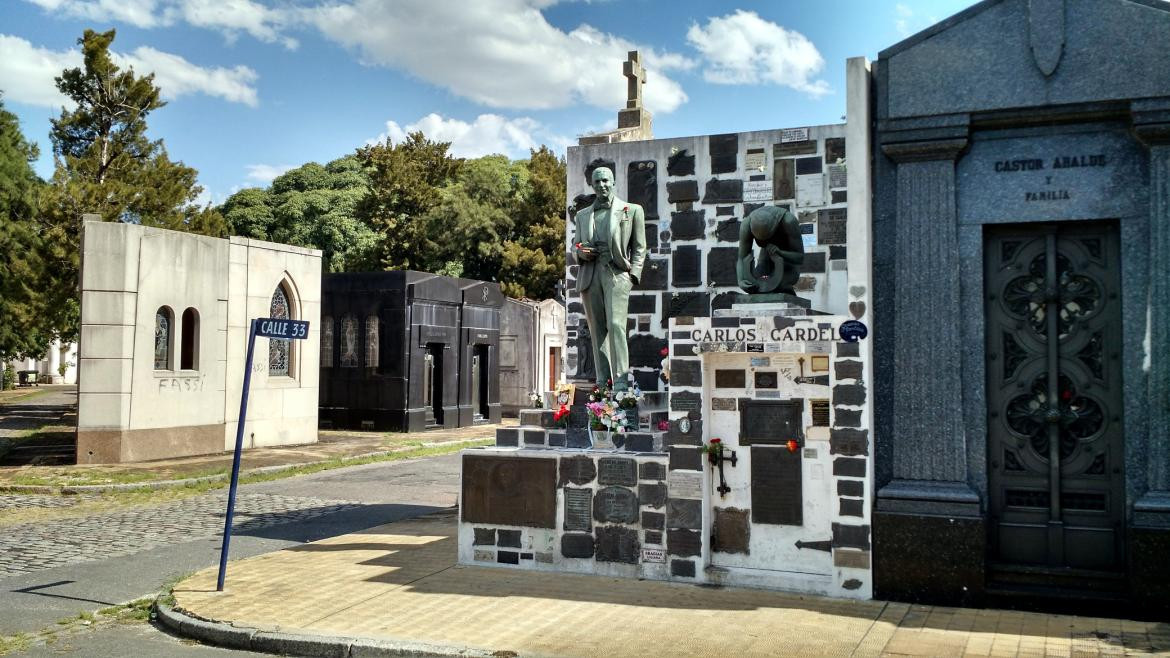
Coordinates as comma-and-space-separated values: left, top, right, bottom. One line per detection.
0, 452, 461, 650
0, 385, 78, 467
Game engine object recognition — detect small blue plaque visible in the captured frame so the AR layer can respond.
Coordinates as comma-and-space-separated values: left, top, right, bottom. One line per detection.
838, 320, 868, 343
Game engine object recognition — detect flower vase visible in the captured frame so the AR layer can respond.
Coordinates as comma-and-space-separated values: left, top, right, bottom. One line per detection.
590, 429, 615, 450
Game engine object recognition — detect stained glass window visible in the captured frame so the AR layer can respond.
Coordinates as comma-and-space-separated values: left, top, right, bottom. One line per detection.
320, 316, 333, 368
269, 285, 291, 376
340, 314, 358, 367
154, 308, 171, 370
365, 315, 379, 368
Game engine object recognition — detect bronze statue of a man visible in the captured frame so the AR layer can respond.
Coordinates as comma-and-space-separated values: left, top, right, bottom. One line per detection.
736, 205, 805, 295
572, 167, 647, 391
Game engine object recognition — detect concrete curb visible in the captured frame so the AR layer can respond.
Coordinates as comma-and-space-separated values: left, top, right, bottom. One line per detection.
155, 601, 502, 657
0, 438, 490, 495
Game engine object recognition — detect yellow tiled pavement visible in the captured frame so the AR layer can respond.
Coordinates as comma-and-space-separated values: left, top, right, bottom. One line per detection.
173, 512, 1170, 657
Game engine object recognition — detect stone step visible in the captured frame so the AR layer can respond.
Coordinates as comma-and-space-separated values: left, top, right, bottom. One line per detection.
495, 425, 667, 453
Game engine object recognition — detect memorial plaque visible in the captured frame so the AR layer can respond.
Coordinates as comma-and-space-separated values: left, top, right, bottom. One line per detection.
751, 446, 803, 525
671, 391, 702, 411
740, 400, 802, 446
563, 487, 592, 532
497, 551, 519, 565
596, 525, 640, 564
667, 528, 702, 557
561, 533, 595, 559
473, 528, 496, 546
671, 559, 696, 577
796, 174, 824, 207
593, 486, 639, 524
667, 149, 695, 177
670, 210, 705, 240
566, 427, 591, 449
628, 294, 657, 314
559, 455, 596, 486
584, 158, 615, 185
598, 457, 638, 486
774, 140, 815, 156
641, 510, 665, 529
709, 133, 738, 174
795, 156, 823, 175
711, 397, 737, 411
640, 461, 666, 481
627, 160, 659, 220
702, 178, 743, 204
667, 180, 699, 204
669, 445, 702, 471
818, 208, 848, 245
833, 383, 867, 406
642, 547, 666, 562
712, 507, 751, 554
498, 529, 522, 548
462, 455, 557, 528
629, 333, 668, 369
716, 206, 735, 216
832, 523, 871, 551
638, 482, 667, 508
670, 359, 702, 387
800, 252, 826, 274
838, 480, 864, 497
634, 258, 668, 291
662, 291, 710, 320
829, 245, 847, 260
781, 127, 810, 143
706, 247, 738, 286
828, 164, 847, 189
715, 218, 740, 242
754, 371, 778, 389
668, 470, 703, 498
745, 147, 767, 172
750, 357, 771, 367
825, 137, 845, 164
773, 159, 796, 200
830, 428, 869, 456
743, 179, 772, 202
715, 369, 746, 388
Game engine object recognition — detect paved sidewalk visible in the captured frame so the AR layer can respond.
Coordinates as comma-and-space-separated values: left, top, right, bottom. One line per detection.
172, 512, 1170, 658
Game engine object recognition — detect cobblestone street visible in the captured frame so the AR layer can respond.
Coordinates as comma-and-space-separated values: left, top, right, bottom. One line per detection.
0, 491, 361, 576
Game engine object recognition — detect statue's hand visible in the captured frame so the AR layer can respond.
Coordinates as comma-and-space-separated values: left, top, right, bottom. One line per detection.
575, 243, 597, 261
764, 243, 783, 259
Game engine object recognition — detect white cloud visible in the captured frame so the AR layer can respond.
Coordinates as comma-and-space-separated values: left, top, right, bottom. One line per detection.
371, 113, 571, 159
245, 163, 295, 183
301, 0, 693, 113
686, 10, 830, 98
895, 3, 915, 37
22, 0, 296, 49
0, 34, 259, 108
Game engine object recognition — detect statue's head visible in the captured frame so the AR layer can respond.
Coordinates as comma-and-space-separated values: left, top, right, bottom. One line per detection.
748, 207, 780, 242
591, 167, 614, 202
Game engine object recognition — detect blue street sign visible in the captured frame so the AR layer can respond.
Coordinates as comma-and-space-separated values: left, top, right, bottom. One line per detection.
255, 318, 309, 340
217, 316, 309, 591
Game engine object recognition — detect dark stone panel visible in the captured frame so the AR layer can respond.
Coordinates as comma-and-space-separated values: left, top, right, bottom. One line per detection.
645, 531, 663, 545
595, 525, 640, 564
752, 446, 802, 525
498, 529, 522, 548
715, 218, 741, 242
833, 383, 867, 407
754, 372, 778, 389
634, 258, 669, 291
584, 158, 615, 185
830, 428, 869, 456
561, 533, 596, 559
831, 189, 848, 204
462, 455, 556, 528
597, 457, 638, 486
667, 498, 703, 529
873, 511, 985, 607
833, 457, 867, 477
641, 511, 665, 530
559, 455, 596, 486
547, 430, 566, 447
702, 178, 743, 204
624, 433, 655, 452
568, 405, 589, 429
629, 334, 669, 369
666, 180, 699, 204
473, 528, 496, 546
669, 445, 702, 471
800, 252, 827, 274
563, 487, 592, 532
633, 369, 660, 392
629, 294, 657, 315
663, 292, 710, 321
520, 553, 533, 560
711, 317, 739, 328
835, 409, 862, 427
496, 428, 518, 447
743, 202, 765, 216
497, 551, 519, 565
835, 360, 863, 381
667, 528, 702, 557
825, 137, 846, 164
644, 223, 658, 251
830, 245, 847, 260
838, 480, 864, 497
670, 391, 702, 412
667, 418, 702, 446
795, 156, 823, 175
715, 369, 746, 388
837, 342, 860, 357
711, 292, 738, 311
670, 359, 702, 387
593, 486, 639, 524
670, 210, 706, 241
840, 499, 864, 517
667, 149, 695, 177
568, 301, 584, 314
640, 462, 666, 481
671, 559, 696, 577
773, 140, 816, 156
523, 428, 546, 445
627, 160, 659, 220
832, 523, 871, 550
712, 507, 751, 554
1131, 526, 1170, 616
706, 247, 739, 286
709, 133, 738, 174
842, 579, 863, 590
639, 482, 667, 508
716, 206, 735, 216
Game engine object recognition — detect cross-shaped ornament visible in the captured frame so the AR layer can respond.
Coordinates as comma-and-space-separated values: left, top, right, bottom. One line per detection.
623, 50, 645, 110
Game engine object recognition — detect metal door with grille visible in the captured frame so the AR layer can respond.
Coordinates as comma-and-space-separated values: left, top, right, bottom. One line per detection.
985, 222, 1124, 574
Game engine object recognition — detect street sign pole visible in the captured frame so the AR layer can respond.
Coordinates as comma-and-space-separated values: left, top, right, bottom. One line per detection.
217, 318, 259, 592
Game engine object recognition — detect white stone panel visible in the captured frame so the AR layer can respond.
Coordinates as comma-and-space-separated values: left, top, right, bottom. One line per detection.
80, 325, 135, 359
78, 358, 133, 394
81, 291, 137, 326
78, 392, 131, 429
80, 221, 140, 293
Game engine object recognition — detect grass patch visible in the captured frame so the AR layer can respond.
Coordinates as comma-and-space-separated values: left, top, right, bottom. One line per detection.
0, 633, 31, 655
0, 388, 51, 405
2, 597, 160, 654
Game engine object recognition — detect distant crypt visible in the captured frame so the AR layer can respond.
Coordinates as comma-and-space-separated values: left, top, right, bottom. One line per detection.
572, 166, 647, 391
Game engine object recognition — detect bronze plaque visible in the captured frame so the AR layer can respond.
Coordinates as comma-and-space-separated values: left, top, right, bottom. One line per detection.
751, 446, 803, 525
712, 507, 751, 554
563, 487, 592, 532
462, 454, 556, 528
773, 140, 817, 156
593, 486, 639, 524
773, 158, 796, 200
740, 400, 803, 446
818, 208, 848, 245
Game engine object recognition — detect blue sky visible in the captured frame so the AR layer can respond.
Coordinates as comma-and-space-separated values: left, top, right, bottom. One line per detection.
0, 0, 979, 206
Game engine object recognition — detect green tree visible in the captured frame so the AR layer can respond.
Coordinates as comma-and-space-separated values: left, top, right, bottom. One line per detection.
0, 96, 51, 360
499, 146, 566, 299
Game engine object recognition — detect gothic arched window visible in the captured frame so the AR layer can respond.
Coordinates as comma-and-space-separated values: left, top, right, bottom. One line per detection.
154, 307, 174, 370
320, 316, 334, 368
365, 315, 379, 368
269, 284, 292, 376
340, 314, 358, 367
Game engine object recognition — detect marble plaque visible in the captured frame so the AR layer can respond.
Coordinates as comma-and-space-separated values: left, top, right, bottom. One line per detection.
796, 174, 824, 207
745, 148, 767, 172
668, 470, 703, 499
743, 179, 772, 202
593, 486, 639, 524
828, 164, 848, 189
751, 446, 803, 525
563, 487, 592, 532
780, 127, 810, 143
642, 547, 666, 563
462, 455, 556, 528
598, 457, 638, 486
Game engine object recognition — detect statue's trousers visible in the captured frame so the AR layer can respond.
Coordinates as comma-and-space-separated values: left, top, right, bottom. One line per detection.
581, 260, 633, 389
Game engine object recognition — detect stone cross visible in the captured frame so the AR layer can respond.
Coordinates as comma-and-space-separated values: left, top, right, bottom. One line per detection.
623, 51, 645, 109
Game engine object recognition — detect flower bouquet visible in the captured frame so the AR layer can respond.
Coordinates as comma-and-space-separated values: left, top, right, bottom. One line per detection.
705, 438, 723, 465
551, 403, 570, 429
528, 390, 543, 409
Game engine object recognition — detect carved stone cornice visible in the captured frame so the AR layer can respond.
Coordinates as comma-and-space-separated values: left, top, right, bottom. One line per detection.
1132, 97, 1170, 146
881, 138, 969, 163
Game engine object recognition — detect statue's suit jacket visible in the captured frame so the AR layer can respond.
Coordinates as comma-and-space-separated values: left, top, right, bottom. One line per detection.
572, 196, 647, 293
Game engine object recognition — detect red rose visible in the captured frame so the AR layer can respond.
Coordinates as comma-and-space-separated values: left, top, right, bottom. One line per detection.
786, 439, 799, 453
710, 438, 721, 444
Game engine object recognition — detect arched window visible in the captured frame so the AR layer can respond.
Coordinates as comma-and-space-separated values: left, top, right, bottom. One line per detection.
340, 314, 358, 367
365, 315, 379, 368
154, 307, 174, 370
269, 284, 293, 376
180, 307, 199, 370
320, 316, 334, 368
